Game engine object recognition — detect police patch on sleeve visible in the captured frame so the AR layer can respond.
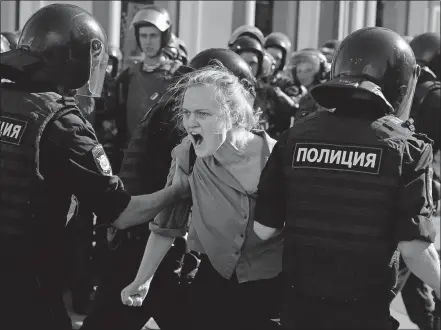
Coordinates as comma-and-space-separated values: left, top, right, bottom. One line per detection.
0, 116, 28, 145
292, 142, 383, 175
91, 144, 112, 176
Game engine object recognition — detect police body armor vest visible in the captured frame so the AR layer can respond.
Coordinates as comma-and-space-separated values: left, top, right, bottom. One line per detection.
0, 87, 78, 257
283, 111, 415, 302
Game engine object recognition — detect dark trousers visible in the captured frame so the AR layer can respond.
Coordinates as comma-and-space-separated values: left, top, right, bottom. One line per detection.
80, 233, 188, 330
394, 256, 438, 330
66, 206, 95, 313
1, 270, 72, 330
188, 255, 281, 330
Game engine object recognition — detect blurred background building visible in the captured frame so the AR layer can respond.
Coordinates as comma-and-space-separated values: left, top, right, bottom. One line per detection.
1, 0, 440, 60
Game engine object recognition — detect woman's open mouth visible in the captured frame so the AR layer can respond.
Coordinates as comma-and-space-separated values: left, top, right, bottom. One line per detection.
190, 132, 204, 147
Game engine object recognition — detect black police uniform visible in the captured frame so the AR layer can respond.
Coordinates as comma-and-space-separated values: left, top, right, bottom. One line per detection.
255, 27, 438, 330
0, 83, 130, 330
255, 109, 436, 330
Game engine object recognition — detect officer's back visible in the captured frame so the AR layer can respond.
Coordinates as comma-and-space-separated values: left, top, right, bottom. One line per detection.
254, 27, 439, 330
284, 100, 424, 298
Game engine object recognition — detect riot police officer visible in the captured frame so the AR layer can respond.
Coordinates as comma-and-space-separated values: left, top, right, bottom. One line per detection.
230, 35, 264, 78
114, 5, 181, 166
0, 5, 189, 330
254, 27, 440, 330
289, 48, 330, 121
395, 32, 441, 330
264, 32, 292, 76
228, 25, 265, 48
81, 48, 256, 330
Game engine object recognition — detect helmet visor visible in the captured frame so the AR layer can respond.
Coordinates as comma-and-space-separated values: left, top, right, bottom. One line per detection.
395, 64, 420, 120
77, 39, 109, 97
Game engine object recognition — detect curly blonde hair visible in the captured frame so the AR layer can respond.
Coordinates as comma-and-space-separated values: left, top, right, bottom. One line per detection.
169, 61, 261, 132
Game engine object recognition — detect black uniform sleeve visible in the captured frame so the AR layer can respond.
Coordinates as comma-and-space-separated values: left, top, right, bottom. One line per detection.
40, 111, 131, 223
255, 131, 289, 229
395, 138, 437, 243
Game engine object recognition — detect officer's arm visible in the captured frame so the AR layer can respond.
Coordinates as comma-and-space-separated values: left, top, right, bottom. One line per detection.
41, 112, 187, 224
254, 132, 288, 239
396, 139, 440, 298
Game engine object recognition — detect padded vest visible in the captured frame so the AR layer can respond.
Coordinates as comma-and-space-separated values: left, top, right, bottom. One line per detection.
0, 86, 78, 257
283, 111, 416, 301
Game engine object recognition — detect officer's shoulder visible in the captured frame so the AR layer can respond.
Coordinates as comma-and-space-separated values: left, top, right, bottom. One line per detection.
50, 107, 91, 133
295, 108, 323, 124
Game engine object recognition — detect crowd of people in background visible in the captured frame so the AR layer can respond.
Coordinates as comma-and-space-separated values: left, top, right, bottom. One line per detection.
1, 3, 440, 330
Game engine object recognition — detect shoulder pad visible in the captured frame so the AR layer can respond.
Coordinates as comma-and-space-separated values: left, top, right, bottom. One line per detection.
371, 115, 414, 139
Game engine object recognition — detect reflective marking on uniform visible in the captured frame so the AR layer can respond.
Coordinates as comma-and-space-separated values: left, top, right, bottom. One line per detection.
292, 142, 383, 175
0, 116, 28, 145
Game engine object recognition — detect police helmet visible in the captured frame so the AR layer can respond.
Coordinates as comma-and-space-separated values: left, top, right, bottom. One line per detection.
311, 27, 420, 120
131, 6, 172, 49
289, 48, 330, 84
108, 45, 123, 78
264, 32, 292, 71
0, 4, 108, 97
230, 36, 264, 78
1, 34, 11, 53
409, 32, 440, 80
261, 49, 277, 79
1, 31, 19, 50
228, 25, 265, 47
189, 48, 256, 97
